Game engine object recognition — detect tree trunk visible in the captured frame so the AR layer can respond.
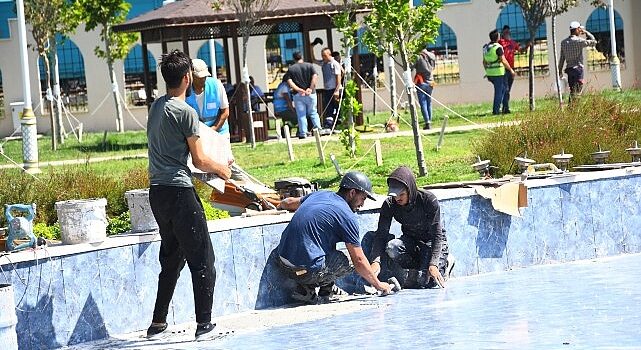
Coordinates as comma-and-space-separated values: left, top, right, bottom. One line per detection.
42, 53, 57, 151
528, 32, 536, 111
105, 25, 124, 133
399, 40, 427, 177
388, 43, 397, 120
242, 33, 256, 148
550, 8, 563, 109
51, 42, 65, 143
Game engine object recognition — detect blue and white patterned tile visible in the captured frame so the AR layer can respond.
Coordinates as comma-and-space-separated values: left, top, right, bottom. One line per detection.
212, 230, 238, 317
529, 187, 563, 263
254, 249, 297, 309
96, 246, 137, 335
356, 212, 380, 235
472, 197, 509, 272
170, 264, 195, 325
60, 252, 108, 345
589, 179, 624, 257
261, 223, 287, 258
445, 197, 479, 277
132, 241, 161, 329
10, 257, 65, 350
505, 206, 537, 269
231, 227, 266, 311
559, 182, 596, 261
620, 176, 641, 253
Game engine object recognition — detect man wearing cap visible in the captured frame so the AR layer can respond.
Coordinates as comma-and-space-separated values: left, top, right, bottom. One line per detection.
276, 171, 392, 303
559, 21, 597, 103
186, 59, 230, 137
370, 166, 453, 289
483, 29, 516, 115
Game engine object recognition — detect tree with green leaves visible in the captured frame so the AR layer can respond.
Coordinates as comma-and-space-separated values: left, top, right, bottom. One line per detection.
360, 0, 442, 177
212, 0, 277, 148
24, 0, 79, 150
75, 0, 138, 133
494, 0, 605, 111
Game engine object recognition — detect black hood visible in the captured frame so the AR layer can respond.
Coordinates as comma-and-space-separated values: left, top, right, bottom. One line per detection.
387, 166, 419, 205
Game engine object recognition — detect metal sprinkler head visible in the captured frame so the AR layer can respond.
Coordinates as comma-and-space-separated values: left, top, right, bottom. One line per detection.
514, 152, 536, 174
590, 145, 611, 165
552, 149, 573, 172
625, 140, 641, 162
472, 156, 491, 178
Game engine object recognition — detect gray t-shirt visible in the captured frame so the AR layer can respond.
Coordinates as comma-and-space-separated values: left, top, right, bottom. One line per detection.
147, 95, 200, 187
322, 59, 341, 90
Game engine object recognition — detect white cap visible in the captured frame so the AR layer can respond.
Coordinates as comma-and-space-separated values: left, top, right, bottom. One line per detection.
569, 21, 582, 30
191, 59, 211, 78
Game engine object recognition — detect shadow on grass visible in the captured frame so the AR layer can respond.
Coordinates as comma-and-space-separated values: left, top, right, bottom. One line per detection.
72, 140, 149, 153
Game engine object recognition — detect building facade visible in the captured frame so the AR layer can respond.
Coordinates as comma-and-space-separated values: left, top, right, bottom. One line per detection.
0, 0, 639, 137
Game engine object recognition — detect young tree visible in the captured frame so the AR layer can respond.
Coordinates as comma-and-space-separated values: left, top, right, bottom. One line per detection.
360, 0, 442, 177
24, 0, 78, 150
212, 0, 277, 148
75, 0, 138, 133
494, 0, 605, 111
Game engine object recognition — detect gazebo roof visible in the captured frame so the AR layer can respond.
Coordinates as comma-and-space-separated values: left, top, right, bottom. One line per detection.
114, 0, 364, 40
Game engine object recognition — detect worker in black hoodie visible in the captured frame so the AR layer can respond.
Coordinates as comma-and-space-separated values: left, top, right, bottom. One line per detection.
370, 166, 453, 288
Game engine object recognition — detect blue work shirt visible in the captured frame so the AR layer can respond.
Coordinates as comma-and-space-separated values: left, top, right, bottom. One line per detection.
277, 191, 361, 271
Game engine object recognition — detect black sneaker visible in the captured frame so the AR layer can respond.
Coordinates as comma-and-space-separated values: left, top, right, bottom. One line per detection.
195, 322, 216, 338
423, 123, 431, 130
146, 322, 168, 338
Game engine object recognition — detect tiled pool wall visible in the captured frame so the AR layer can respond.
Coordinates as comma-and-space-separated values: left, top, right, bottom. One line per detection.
2, 172, 640, 349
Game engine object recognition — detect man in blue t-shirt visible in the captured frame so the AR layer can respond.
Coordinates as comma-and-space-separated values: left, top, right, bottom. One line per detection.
277, 171, 392, 303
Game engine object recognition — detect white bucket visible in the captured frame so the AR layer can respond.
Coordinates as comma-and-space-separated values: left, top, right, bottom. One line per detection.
125, 189, 158, 233
55, 198, 108, 245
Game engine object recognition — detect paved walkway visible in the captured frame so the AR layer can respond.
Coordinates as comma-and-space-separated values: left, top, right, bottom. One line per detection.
65, 253, 641, 349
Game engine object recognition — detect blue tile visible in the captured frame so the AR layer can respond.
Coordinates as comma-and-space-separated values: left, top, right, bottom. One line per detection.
529, 187, 563, 263
60, 252, 107, 345
170, 262, 195, 325
505, 206, 537, 268
231, 227, 265, 311
590, 179, 624, 257
559, 182, 596, 261
212, 230, 238, 316
620, 176, 641, 253
442, 198, 478, 277
133, 241, 161, 329
470, 196, 509, 273
96, 246, 137, 335
261, 223, 287, 259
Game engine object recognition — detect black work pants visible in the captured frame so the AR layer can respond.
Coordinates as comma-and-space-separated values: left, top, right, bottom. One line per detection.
149, 185, 216, 324
372, 233, 449, 276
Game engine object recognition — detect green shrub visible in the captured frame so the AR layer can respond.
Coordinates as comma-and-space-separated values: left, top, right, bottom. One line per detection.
33, 222, 61, 240
107, 211, 131, 236
201, 198, 230, 220
473, 93, 641, 176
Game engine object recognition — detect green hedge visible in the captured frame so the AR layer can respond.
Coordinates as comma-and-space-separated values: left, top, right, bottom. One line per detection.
473, 93, 641, 177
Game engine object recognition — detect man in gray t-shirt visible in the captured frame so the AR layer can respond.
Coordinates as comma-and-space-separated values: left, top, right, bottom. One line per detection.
312, 46, 343, 129
145, 50, 231, 341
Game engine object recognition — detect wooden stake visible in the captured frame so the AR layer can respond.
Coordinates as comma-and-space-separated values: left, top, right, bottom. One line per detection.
374, 139, 383, 166
313, 129, 325, 165
437, 115, 449, 151
284, 125, 295, 161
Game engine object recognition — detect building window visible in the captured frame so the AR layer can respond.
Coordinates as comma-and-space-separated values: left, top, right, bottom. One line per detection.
427, 22, 460, 84
585, 8, 624, 71
196, 41, 227, 79
38, 36, 88, 113
496, 3, 549, 77
265, 30, 303, 90
124, 44, 157, 106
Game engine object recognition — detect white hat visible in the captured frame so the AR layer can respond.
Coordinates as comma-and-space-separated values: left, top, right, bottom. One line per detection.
191, 59, 211, 78
569, 21, 582, 30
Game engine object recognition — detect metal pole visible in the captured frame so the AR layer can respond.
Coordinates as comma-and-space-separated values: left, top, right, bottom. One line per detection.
387, 44, 396, 119
208, 39, 217, 76
16, 0, 40, 174
607, 0, 621, 90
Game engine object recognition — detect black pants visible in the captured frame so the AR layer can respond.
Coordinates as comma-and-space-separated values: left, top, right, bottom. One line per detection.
322, 89, 339, 127
149, 185, 216, 324
565, 66, 584, 102
278, 250, 353, 290
372, 233, 449, 277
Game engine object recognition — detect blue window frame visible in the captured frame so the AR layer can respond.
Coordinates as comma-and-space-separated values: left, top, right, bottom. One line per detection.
585, 8, 624, 71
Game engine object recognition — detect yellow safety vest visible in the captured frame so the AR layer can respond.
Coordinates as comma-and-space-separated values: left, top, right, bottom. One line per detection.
483, 43, 505, 77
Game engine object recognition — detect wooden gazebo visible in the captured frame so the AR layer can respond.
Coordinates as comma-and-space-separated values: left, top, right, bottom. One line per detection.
114, 0, 366, 142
